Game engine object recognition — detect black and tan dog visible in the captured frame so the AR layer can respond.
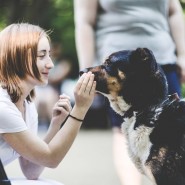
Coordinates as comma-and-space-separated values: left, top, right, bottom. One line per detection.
80, 48, 185, 185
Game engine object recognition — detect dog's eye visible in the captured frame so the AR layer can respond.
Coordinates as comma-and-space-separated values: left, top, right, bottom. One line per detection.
104, 59, 111, 67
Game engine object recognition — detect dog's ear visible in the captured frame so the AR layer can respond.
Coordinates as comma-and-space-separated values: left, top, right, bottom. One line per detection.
130, 48, 158, 75
122, 48, 168, 109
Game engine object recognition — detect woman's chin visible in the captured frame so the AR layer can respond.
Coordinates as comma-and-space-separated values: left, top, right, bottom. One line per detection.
39, 79, 48, 86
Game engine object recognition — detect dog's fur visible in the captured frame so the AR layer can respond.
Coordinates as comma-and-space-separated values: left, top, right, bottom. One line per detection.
80, 48, 185, 185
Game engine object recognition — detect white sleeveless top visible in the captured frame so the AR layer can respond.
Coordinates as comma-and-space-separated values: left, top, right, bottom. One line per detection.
95, 0, 176, 65
0, 87, 38, 165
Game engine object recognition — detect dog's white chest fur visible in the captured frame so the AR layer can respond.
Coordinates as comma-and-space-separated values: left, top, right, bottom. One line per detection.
106, 95, 156, 182
122, 115, 152, 168
122, 114, 156, 183
106, 95, 153, 165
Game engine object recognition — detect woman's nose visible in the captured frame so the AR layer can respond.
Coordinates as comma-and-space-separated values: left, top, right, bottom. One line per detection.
46, 58, 54, 69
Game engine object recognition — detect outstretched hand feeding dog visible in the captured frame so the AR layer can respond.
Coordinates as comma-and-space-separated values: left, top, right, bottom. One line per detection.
80, 48, 185, 185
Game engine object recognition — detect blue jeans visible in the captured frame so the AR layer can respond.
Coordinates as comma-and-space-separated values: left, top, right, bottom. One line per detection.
164, 70, 181, 97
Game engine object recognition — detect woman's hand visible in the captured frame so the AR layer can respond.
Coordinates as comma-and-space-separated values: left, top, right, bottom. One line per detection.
73, 72, 96, 115
51, 94, 72, 127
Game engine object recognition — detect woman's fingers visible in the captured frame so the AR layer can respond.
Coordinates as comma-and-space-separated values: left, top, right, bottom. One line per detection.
54, 96, 72, 113
84, 73, 95, 94
90, 81, 96, 95
74, 72, 96, 110
59, 94, 70, 100
53, 106, 69, 114
57, 101, 71, 112
75, 73, 87, 91
76, 72, 95, 94
78, 72, 92, 93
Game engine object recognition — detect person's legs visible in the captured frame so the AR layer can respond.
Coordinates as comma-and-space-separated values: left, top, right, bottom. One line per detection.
165, 71, 181, 97
108, 106, 142, 185
161, 64, 181, 97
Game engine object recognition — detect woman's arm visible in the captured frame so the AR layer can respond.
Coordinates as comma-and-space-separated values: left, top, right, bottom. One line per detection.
3, 72, 96, 179
19, 94, 72, 180
74, 0, 98, 70
169, 0, 185, 81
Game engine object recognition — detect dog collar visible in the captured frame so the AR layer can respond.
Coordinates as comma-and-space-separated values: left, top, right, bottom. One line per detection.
122, 92, 180, 120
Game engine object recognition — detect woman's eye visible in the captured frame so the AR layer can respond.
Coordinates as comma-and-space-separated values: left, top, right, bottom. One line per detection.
37, 55, 45, 59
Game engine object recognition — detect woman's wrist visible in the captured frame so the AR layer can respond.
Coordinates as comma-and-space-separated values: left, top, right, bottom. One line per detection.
68, 114, 84, 122
60, 106, 86, 128
70, 105, 87, 120
49, 119, 62, 131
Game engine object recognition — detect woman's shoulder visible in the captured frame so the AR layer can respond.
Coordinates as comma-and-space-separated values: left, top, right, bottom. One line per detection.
0, 100, 27, 133
0, 87, 24, 124
0, 86, 11, 101
0, 87, 17, 111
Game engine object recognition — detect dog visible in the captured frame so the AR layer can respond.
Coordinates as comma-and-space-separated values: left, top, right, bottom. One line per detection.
80, 48, 185, 185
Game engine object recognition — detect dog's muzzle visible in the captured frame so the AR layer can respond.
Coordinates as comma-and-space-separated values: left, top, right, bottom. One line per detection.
79, 68, 89, 76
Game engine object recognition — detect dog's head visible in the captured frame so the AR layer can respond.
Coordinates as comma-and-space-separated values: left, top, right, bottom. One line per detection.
80, 48, 168, 110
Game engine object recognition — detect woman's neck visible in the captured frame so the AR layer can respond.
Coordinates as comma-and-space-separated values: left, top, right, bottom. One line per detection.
15, 99, 26, 121
19, 79, 34, 101
15, 80, 33, 120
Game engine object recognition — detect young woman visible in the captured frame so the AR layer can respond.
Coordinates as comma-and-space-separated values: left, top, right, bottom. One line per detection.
0, 23, 96, 184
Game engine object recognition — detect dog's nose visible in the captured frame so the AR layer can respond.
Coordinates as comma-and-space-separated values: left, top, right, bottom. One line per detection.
79, 68, 88, 76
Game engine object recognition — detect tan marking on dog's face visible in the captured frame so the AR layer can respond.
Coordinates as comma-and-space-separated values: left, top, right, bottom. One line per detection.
107, 77, 122, 92
105, 76, 123, 98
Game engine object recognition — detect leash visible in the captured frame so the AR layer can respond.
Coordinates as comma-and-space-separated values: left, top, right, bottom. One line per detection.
0, 159, 11, 185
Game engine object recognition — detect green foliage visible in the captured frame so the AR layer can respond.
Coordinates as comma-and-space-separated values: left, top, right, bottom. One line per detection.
0, 0, 185, 80
180, 0, 185, 97
181, 83, 185, 98
0, 0, 78, 78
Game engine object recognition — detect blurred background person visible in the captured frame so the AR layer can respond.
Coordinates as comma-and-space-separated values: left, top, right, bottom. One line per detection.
49, 42, 72, 94
74, 0, 185, 185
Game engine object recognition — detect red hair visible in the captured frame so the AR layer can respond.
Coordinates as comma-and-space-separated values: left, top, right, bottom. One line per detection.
0, 23, 49, 103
